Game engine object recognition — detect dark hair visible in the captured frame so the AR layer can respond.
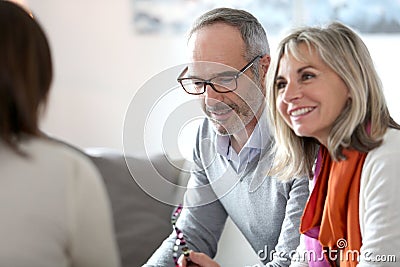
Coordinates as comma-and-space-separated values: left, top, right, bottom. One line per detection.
0, 1, 53, 152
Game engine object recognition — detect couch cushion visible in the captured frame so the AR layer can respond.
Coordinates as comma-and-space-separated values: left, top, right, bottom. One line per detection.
86, 148, 183, 267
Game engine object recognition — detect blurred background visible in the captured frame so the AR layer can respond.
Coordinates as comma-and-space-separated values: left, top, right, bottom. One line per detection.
20, 0, 400, 159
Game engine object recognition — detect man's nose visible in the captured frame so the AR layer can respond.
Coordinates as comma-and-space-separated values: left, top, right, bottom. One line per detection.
204, 83, 224, 106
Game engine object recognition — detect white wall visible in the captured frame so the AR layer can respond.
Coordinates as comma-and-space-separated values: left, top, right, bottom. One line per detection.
27, 0, 188, 156
364, 34, 400, 122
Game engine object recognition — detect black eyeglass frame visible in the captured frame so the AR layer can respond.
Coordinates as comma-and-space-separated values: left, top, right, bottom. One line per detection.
177, 54, 263, 95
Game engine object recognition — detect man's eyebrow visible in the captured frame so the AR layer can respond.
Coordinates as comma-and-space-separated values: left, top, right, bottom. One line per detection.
186, 74, 202, 79
187, 70, 237, 79
217, 70, 238, 76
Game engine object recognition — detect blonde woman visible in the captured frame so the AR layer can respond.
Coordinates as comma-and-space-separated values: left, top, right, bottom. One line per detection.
266, 22, 400, 266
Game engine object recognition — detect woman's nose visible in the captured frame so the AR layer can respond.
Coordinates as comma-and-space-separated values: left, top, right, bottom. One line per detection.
282, 81, 302, 103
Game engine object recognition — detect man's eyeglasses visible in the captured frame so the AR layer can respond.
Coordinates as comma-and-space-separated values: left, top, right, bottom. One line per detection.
171, 204, 192, 266
177, 55, 263, 95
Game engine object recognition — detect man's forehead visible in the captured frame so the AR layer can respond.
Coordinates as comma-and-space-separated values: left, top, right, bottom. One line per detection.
187, 47, 246, 78
186, 61, 239, 78
188, 23, 244, 49
188, 42, 244, 63
187, 24, 246, 65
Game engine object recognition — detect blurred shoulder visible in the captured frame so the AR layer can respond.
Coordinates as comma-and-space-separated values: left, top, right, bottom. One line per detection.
20, 137, 98, 175
363, 128, 400, 172
371, 128, 400, 156
29, 137, 89, 160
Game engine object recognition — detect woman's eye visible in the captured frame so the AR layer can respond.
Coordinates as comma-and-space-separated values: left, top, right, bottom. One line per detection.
275, 81, 286, 90
302, 73, 315, 81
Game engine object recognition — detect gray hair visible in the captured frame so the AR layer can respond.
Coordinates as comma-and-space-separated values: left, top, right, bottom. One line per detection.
189, 7, 270, 79
266, 22, 400, 181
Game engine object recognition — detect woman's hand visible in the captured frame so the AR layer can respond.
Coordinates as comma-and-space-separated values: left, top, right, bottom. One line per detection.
178, 251, 221, 267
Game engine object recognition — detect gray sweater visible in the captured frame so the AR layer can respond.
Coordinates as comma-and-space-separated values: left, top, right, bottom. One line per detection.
145, 118, 309, 266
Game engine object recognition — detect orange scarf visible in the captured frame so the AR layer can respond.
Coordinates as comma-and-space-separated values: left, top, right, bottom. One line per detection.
300, 146, 367, 267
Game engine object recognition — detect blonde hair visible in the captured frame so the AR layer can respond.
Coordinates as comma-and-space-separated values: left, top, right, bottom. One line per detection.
266, 22, 400, 181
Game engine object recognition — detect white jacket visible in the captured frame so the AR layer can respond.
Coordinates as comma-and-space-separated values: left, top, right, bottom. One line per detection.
291, 128, 400, 266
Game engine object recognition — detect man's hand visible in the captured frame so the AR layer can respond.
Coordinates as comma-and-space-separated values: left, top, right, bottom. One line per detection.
178, 251, 221, 267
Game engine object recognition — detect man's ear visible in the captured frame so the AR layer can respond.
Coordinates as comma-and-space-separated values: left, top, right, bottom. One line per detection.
259, 54, 271, 86
260, 54, 271, 76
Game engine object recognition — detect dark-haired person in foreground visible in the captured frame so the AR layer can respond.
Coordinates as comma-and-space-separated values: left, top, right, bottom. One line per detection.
0, 1, 120, 266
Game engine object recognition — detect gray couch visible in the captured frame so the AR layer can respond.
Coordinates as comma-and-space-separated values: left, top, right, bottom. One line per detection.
86, 148, 262, 267
85, 148, 186, 267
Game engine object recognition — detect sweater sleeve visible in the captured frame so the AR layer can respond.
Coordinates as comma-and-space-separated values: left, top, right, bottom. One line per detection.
358, 129, 400, 266
144, 125, 228, 267
143, 180, 228, 267
68, 155, 121, 267
290, 235, 310, 267
267, 176, 310, 267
